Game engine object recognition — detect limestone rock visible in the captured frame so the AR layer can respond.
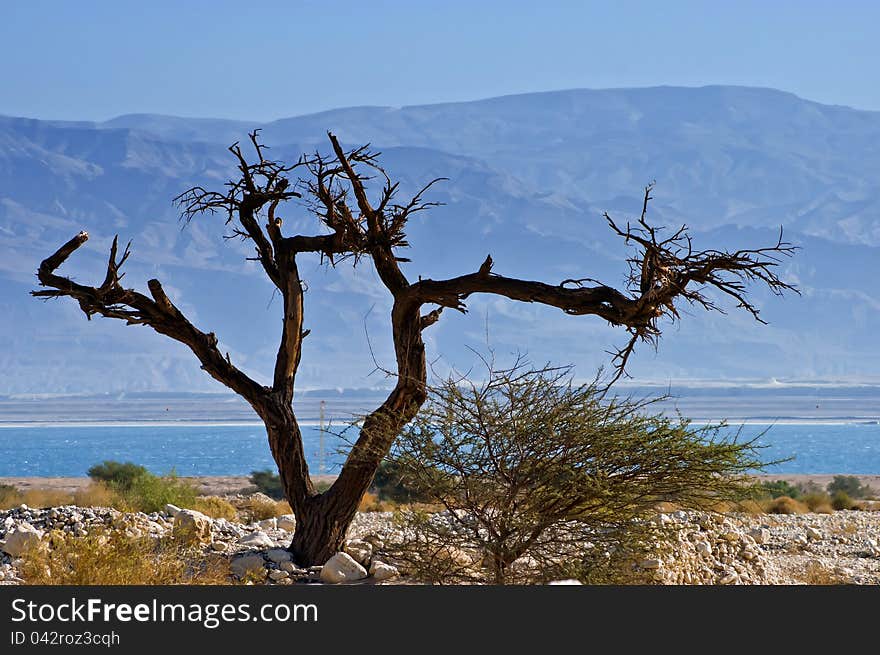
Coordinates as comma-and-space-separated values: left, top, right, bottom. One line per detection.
548, 579, 583, 585
231, 554, 266, 579
343, 539, 373, 566
749, 528, 770, 544
320, 552, 368, 584
639, 558, 663, 570
238, 531, 275, 549
277, 515, 296, 532
164, 504, 181, 517
369, 560, 399, 581
258, 517, 277, 531
172, 509, 212, 544
266, 548, 292, 564
2, 523, 44, 557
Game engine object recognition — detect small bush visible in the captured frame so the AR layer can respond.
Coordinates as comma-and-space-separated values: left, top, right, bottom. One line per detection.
831, 490, 856, 511
124, 473, 198, 514
87, 461, 149, 491
765, 496, 808, 514
249, 470, 284, 500
242, 497, 291, 522
357, 491, 399, 512
192, 496, 238, 520
760, 480, 802, 499
801, 492, 833, 513
827, 476, 872, 500
370, 460, 427, 503
19, 530, 230, 585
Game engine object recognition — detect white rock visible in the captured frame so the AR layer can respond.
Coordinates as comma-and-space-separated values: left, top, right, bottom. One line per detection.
258, 518, 277, 531
639, 558, 663, 570
369, 561, 399, 581
280, 561, 306, 574
238, 531, 275, 549
277, 515, 296, 532
172, 509, 212, 544
695, 542, 712, 556
548, 579, 583, 585
806, 527, 823, 541
164, 504, 181, 516
749, 528, 770, 544
718, 571, 738, 585
268, 569, 289, 581
266, 548, 292, 563
231, 554, 266, 579
2, 523, 44, 557
320, 552, 368, 584
344, 539, 373, 566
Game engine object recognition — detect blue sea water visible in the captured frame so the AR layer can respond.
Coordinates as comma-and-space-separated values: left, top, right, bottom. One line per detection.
0, 422, 879, 477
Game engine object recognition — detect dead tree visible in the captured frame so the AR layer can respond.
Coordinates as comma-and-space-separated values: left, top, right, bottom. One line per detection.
33, 131, 796, 565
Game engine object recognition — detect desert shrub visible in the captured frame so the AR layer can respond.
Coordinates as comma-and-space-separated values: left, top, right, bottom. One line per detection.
796, 559, 848, 585
87, 461, 149, 491
385, 361, 767, 584
0, 483, 21, 509
827, 476, 872, 500
19, 530, 230, 585
72, 482, 124, 509
831, 490, 857, 511
86, 461, 197, 513
801, 492, 833, 513
760, 480, 802, 499
249, 470, 284, 500
765, 496, 808, 514
241, 496, 291, 522
370, 460, 428, 503
192, 496, 238, 520
123, 472, 198, 513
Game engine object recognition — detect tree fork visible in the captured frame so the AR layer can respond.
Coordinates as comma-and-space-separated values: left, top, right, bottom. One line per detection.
33, 132, 796, 567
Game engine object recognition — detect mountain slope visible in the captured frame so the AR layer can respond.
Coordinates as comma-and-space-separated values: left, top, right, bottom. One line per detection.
1, 86, 878, 393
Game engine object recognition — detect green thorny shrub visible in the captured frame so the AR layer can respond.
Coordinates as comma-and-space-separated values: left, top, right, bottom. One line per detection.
382, 360, 769, 585
87, 460, 196, 513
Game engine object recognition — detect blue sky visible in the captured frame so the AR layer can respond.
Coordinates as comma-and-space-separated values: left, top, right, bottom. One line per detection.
3, 1, 879, 121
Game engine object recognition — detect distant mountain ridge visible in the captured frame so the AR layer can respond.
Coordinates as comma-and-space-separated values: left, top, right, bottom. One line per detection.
1, 85, 878, 393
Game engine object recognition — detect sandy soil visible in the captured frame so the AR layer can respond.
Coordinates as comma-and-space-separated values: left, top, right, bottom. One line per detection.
2, 474, 876, 496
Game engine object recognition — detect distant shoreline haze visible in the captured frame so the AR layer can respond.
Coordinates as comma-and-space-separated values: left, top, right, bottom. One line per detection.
1, 386, 879, 424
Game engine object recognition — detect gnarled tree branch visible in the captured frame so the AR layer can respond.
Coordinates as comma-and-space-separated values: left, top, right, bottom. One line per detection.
32, 232, 267, 406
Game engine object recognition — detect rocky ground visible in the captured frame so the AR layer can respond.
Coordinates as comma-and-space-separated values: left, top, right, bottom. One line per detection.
1, 499, 878, 585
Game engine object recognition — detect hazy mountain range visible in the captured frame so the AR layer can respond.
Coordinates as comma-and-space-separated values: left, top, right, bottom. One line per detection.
2, 85, 878, 394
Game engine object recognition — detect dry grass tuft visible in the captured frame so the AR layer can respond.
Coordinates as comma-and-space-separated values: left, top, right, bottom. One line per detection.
72, 482, 125, 509
19, 530, 231, 585
764, 496, 809, 514
796, 560, 849, 585
239, 497, 292, 522
191, 496, 238, 520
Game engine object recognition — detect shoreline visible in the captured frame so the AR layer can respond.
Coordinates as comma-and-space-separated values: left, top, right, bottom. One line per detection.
2, 473, 878, 496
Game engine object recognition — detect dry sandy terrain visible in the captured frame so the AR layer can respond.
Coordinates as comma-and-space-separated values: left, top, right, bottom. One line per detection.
2, 474, 877, 496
